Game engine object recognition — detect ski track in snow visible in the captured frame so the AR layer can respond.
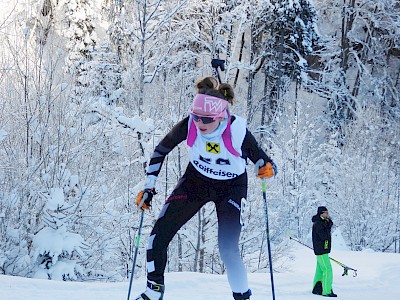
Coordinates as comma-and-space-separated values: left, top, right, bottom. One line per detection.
1, 245, 399, 299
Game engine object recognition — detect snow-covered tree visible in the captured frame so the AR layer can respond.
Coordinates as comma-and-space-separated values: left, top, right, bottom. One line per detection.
246, 0, 322, 124
104, 0, 188, 115
31, 175, 90, 280
63, 0, 97, 72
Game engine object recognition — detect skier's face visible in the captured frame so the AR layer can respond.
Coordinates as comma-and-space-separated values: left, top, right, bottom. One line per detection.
321, 211, 329, 218
191, 109, 223, 135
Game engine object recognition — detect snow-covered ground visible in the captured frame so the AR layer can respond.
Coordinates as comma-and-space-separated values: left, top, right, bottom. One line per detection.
1, 243, 399, 300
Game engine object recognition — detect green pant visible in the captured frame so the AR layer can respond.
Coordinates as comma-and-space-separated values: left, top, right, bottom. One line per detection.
313, 254, 333, 295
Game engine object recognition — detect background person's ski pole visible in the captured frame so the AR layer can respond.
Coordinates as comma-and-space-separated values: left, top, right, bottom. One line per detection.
328, 257, 357, 276
127, 209, 145, 300
262, 178, 276, 300
289, 235, 314, 250
289, 236, 357, 277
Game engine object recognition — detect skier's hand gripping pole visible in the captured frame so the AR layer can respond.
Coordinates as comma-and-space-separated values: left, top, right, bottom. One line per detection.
255, 159, 277, 179
135, 188, 156, 210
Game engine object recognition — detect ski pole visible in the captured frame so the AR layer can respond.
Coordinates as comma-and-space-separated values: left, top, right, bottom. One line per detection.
289, 236, 357, 277
289, 236, 313, 251
329, 257, 357, 276
127, 209, 145, 300
262, 178, 276, 300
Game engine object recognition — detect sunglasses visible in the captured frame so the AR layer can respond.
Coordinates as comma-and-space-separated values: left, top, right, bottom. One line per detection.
191, 113, 216, 124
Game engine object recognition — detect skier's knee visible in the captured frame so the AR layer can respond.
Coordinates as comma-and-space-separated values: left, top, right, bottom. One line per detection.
219, 246, 240, 265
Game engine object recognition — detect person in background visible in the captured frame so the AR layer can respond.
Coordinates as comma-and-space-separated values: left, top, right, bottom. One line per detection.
134, 76, 277, 300
312, 206, 337, 297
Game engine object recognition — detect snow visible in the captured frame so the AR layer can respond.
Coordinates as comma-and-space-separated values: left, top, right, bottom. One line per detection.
32, 227, 85, 265
45, 188, 65, 210
117, 115, 154, 133
0, 129, 7, 141
1, 243, 399, 300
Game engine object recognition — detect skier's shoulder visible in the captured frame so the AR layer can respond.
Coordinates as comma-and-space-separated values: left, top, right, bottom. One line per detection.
161, 116, 189, 146
230, 114, 246, 127
312, 214, 321, 223
171, 116, 189, 133
229, 114, 247, 150
230, 114, 247, 137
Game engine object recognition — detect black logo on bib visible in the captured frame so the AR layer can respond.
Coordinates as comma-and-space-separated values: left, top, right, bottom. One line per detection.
206, 142, 220, 154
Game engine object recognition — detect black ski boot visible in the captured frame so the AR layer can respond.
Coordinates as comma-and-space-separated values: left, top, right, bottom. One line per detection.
233, 289, 252, 300
312, 281, 322, 295
323, 291, 337, 297
135, 280, 165, 300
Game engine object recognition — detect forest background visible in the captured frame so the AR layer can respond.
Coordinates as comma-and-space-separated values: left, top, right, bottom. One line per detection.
0, 0, 399, 282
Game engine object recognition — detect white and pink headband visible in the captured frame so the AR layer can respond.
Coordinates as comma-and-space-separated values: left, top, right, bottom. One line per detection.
189, 94, 228, 118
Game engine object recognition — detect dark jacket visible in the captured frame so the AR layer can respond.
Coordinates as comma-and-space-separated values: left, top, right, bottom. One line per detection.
312, 214, 333, 255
